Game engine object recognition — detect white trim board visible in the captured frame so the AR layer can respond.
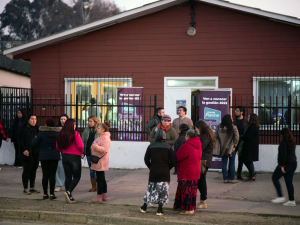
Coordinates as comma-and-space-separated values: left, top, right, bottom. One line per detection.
4, 0, 300, 58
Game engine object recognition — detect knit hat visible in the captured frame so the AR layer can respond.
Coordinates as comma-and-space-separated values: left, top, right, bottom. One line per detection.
161, 114, 171, 121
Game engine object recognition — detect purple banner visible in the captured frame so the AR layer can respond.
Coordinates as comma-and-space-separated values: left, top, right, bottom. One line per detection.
117, 88, 143, 141
199, 90, 230, 169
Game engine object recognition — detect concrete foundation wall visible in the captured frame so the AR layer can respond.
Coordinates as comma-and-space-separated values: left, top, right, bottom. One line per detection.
1, 140, 299, 172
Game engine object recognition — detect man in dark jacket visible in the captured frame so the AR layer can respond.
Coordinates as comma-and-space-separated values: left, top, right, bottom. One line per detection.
233, 106, 248, 180
146, 107, 165, 135
141, 130, 175, 216
18, 114, 40, 195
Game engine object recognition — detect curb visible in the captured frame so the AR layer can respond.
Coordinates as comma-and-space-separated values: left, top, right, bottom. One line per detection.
0, 209, 208, 225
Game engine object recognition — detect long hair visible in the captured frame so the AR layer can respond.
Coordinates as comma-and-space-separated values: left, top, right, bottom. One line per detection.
280, 128, 295, 151
19, 108, 27, 123
195, 120, 216, 149
57, 114, 69, 127
248, 113, 259, 128
88, 115, 100, 131
220, 114, 233, 135
56, 119, 75, 149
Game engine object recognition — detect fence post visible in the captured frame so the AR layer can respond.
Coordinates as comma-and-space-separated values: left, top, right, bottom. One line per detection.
75, 94, 79, 131
288, 94, 292, 130
26, 94, 30, 113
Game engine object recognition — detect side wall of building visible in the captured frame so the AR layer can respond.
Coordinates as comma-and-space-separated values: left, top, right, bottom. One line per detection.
15, 2, 300, 107
0, 69, 30, 88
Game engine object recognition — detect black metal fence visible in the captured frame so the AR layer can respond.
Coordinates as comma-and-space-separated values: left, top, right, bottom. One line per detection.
31, 93, 156, 141
230, 73, 300, 145
0, 87, 32, 131
0, 86, 157, 141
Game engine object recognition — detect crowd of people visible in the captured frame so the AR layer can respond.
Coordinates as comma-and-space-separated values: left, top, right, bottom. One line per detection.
0, 105, 297, 215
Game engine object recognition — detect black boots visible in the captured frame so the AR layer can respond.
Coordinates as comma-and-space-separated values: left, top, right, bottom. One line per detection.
140, 203, 147, 213
156, 204, 164, 216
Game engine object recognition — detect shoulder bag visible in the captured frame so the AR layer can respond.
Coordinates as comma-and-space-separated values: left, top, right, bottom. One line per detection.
90, 152, 107, 164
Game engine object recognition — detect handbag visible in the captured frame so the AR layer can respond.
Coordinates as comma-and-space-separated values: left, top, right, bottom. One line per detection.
90, 152, 107, 164
213, 137, 221, 156
200, 160, 206, 174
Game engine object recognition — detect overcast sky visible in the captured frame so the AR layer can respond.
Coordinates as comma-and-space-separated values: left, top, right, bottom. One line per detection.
0, 0, 299, 18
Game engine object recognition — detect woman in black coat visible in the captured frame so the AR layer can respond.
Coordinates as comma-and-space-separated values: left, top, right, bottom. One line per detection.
241, 113, 259, 182
173, 124, 189, 175
195, 120, 215, 209
32, 118, 61, 200
141, 130, 175, 216
8, 109, 27, 168
18, 113, 40, 194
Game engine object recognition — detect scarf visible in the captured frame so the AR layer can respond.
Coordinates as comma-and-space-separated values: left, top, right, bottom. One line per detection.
157, 123, 172, 132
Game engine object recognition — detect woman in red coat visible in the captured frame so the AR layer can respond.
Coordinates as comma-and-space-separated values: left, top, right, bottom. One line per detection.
174, 129, 202, 215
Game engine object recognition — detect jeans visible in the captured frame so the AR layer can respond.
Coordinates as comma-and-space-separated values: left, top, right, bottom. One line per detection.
22, 154, 39, 189
13, 142, 22, 167
198, 167, 208, 201
222, 150, 236, 180
55, 153, 65, 187
62, 154, 82, 193
272, 163, 297, 201
86, 156, 96, 179
96, 171, 107, 195
41, 160, 58, 195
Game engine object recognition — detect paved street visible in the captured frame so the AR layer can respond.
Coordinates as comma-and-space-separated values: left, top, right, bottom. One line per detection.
0, 165, 299, 224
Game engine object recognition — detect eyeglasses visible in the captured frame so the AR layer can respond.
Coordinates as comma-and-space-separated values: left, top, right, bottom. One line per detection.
235, 109, 240, 112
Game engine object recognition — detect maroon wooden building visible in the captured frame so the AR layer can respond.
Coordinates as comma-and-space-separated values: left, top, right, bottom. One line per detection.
4, 0, 300, 142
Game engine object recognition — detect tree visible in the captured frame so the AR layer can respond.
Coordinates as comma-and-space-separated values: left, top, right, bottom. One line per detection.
0, 0, 121, 48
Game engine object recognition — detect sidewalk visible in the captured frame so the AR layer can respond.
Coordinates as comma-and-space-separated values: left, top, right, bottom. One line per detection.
0, 165, 299, 224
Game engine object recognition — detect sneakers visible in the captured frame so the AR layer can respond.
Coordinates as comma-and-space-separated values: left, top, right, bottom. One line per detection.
55, 186, 64, 192
23, 189, 31, 195
283, 201, 296, 207
50, 194, 57, 200
30, 188, 40, 193
244, 177, 256, 182
196, 200, 207, 209
102, 193, 108, 202
17, 166, 23, 169
140, 203, 147, 213
43, 194, 49, 200
237, 174, 244, 180
230, 180, 239, 184
156, 205, 164, 216
180, 210, 194, 215
271, 197, 286, 203
224, 180, 228, 183
92, 194, 103, 203
64, 191, 75, 203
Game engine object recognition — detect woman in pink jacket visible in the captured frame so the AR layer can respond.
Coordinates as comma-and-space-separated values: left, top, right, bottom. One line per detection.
91, 121, 111, 203
56, 119, 84, 204
174, 129, 202, 215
